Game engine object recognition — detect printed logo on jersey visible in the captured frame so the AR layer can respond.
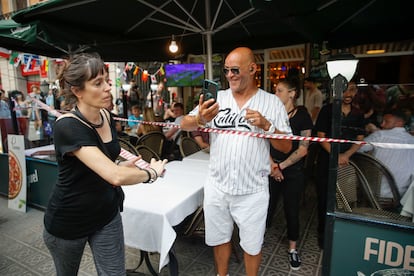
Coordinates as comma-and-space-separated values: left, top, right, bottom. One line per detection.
213, 108, 252, 131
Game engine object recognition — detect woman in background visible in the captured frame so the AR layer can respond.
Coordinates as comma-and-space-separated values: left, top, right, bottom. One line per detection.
14, 91, 30, 137
267, 79, 313, 271
136, 107, 162, 136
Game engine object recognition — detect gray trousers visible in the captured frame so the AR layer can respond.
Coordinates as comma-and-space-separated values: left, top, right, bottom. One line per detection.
43, 212, 126, 276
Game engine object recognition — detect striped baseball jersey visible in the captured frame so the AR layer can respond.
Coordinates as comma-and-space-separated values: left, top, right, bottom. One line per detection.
192, 88, 292, 195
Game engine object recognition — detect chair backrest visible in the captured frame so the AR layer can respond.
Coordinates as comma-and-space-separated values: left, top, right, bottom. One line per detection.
135, 144, 160, 162
336, 161, 411, 222
179, 136, 202, 157
137, 131, 166, 158
351, 152, 401, 210
118, 137, 140, 156
336, 160, 381, 212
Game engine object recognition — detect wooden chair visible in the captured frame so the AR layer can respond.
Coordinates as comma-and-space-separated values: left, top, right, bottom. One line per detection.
351, 152, 401, 211
135, 144, 160, 163
179, 136, 202, 158
336, 161, 410, 222
136, 131, 166, 159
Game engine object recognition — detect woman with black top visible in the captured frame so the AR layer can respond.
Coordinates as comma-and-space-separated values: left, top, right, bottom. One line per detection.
267, 79, 313, 271
43, 53, 167, 276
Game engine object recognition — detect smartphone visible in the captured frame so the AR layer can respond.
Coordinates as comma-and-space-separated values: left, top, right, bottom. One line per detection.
201, 79, 218, 102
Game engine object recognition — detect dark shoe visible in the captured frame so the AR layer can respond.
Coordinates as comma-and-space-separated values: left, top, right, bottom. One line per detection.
288, 249, 301, 270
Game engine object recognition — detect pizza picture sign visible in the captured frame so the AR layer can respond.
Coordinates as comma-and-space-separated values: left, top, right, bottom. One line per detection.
7, 135, 27, 212
8, 150, 22, 199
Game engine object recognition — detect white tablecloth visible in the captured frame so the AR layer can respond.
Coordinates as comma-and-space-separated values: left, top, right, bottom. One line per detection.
400, 177, 414, 222
182, 149, 210, 162
24, 144, 55, 156
121, 152, 209, 272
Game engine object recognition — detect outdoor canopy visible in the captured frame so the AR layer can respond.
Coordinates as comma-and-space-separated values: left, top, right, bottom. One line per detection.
0, 19, 65, 57
6, 0, 414, 65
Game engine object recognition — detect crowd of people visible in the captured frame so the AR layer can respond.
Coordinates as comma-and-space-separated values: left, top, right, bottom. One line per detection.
1, 47, 413, 276
0, 85, 62, 145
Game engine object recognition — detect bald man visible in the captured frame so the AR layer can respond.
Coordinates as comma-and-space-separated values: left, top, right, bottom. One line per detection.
359, 109, 414, 199
181, 47, 292, 276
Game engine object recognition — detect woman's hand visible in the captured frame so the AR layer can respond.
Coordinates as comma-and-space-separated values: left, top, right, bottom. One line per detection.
270, 161, 284, 182
118, 157, 141, 167
149, 158, 168, 177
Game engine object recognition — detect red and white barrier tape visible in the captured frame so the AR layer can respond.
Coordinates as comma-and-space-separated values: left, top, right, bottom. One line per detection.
29, 97, 153, 170
30, 96, 414, 150
113, 115, 414, 149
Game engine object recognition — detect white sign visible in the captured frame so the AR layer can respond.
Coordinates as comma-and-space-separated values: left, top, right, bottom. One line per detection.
7, 134, 27, 212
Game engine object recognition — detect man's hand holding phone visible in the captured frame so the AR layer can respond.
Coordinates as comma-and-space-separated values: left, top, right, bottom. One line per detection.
197, 80, 219, 126
202, 79, 218, 102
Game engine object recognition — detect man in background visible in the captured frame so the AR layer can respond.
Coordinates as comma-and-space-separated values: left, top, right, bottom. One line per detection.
359, 109, 414, 199
314, 81, 365, 249
164, 102, 185, 160
304, 77, 323, 124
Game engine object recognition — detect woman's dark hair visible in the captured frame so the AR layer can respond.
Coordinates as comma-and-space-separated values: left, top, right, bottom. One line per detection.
9, 90, 25, 101
56, 52, 106, 110
279, 78, 300, 99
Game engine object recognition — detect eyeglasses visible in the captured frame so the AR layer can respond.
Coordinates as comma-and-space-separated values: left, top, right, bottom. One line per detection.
223, 67, 240, 75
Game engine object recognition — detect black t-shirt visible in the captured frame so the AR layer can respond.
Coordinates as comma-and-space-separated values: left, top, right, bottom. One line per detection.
314, 103, 365, 153
44, 112, 121, 239
270, 106, 313, 166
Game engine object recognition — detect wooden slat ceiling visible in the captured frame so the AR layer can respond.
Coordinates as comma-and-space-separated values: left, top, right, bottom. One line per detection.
254, 40, 414, 63
349, 40, 414, 56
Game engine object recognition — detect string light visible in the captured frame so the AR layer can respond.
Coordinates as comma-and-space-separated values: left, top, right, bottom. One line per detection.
168, 35, 179, 53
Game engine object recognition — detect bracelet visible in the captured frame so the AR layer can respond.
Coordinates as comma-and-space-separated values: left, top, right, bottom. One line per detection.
149, 167, 158, 179
276, 162, 283, 171
115, 159, 121, 165
142, 169, 155, 183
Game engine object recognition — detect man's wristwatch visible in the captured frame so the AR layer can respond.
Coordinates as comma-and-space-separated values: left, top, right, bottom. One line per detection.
264, 122, 276, 134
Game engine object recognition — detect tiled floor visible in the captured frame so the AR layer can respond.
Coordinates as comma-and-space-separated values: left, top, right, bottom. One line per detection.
0, 183, 323, 276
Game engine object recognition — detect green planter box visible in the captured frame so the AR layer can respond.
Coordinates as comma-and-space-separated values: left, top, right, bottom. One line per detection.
0, 153, 57, 210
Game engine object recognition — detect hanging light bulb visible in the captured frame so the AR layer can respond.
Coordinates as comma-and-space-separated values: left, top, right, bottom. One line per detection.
169, 35, 179, 53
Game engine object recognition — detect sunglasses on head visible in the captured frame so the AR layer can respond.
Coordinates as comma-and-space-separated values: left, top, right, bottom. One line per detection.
223, 67, 240, 75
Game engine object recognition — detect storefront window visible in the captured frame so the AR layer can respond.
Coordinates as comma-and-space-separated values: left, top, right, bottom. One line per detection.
267, 62, 304, 93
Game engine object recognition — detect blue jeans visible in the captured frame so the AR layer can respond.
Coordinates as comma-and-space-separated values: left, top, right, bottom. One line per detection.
43, 212, 126, 276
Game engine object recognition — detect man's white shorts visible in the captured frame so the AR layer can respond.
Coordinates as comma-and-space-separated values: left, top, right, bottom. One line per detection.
204, 183, 269, 255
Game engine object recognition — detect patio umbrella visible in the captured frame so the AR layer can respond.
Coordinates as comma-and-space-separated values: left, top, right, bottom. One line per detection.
0, 19, 37, 43
0, 19, 67, 57
10, 0, 414, 67
11, 0, 263, 77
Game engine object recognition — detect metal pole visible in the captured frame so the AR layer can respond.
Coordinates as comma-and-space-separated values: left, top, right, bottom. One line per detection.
205, 0, 213, 80
122, 89, 128, 118
322, 74, 347, 275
